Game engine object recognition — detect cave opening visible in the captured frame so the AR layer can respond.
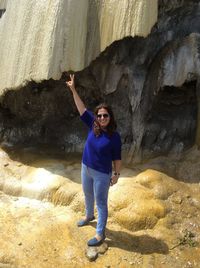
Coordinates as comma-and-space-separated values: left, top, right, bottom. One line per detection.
142, 80, 198, 157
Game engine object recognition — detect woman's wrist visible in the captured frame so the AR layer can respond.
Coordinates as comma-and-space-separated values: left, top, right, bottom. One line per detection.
113, 172, 120, 177
71, 86, 76, 92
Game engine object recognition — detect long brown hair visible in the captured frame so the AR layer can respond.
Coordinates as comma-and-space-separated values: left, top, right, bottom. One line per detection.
93, 103, 117, 136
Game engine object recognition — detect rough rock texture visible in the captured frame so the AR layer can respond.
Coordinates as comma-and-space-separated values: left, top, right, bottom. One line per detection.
85, 243, 108, 262
0, 146, 200, 267
0, 0, 157, 92
109, 176, 166, 231
0, 1, 200, 161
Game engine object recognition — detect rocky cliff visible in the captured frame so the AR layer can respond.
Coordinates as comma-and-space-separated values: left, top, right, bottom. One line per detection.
0, 0, 200, 162
0, 0, 157, 91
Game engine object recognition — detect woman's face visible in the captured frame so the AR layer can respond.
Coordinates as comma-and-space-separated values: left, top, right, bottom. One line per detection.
96, 108, 110, 129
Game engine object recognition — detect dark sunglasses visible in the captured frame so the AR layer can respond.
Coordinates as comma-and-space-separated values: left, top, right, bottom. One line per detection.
97, 113, 109, 119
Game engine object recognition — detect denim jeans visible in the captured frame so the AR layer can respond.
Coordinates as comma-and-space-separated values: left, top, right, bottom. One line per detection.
81, 163, 111, 237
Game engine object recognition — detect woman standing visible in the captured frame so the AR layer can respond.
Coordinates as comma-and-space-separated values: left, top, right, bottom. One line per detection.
66, 74, 121, 246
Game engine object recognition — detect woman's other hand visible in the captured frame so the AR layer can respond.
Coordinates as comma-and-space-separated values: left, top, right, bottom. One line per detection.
110, 174, 119, 186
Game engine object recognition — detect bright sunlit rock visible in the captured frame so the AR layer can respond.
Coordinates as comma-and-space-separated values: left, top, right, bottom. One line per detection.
0, 0, 157, 92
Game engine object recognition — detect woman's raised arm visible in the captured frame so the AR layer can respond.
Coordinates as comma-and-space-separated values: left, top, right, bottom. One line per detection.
66, 74, 86, 116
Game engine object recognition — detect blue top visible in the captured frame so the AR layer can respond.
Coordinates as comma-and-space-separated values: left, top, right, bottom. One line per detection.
80, 110, 121, 174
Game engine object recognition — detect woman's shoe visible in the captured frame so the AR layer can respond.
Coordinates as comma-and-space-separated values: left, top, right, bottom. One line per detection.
87, 234, 105, 246
77, 216, 95, 227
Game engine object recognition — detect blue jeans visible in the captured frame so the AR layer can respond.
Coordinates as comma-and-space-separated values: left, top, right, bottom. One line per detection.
81, 163, 111, 237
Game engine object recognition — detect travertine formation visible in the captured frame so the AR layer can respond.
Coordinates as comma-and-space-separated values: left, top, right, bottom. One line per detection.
0, 146, 200, 266
0, 0, 7, 9
0, 0, 157, 92
0, 1, 200, 160
85, 0, 158, 65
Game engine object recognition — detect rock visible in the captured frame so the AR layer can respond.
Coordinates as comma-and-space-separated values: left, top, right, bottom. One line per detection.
85, 242, 108, 261
0, 0, 157, 93
0, 264, 13, 268
109, 170, 166, 231
98, 243, 109, 254
0, 2, 200, 163
85, 247, 98, 262
190, 198, 200, 209
170, 195, 182, 204
0, 151, 200, 267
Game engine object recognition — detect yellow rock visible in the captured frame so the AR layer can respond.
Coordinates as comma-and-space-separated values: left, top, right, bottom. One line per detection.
109, 170, 166, 231
135, 169, 181, 199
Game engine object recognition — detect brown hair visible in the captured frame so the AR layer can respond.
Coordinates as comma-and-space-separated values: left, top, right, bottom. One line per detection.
93, 103, 117, 136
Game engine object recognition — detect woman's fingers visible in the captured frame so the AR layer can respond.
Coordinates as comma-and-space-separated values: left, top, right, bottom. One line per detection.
66, 74, 75, 88
66, 80, 70, 85
110, 175, 118, 186
69, 74, 74, 85
70, 74, 74, 81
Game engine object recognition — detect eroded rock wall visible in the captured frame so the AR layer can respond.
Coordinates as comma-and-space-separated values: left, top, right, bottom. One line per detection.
0, 0, 200, 162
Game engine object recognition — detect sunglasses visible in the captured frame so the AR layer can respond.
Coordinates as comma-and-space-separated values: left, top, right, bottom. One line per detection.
97, 113, 110, 119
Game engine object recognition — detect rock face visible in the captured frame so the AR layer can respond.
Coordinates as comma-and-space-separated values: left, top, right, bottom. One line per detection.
0, 0, 157, 92
0, 0, 6, 17
109, 174, 166, 231
85, 0, 158, 66
0, 0, 200, 161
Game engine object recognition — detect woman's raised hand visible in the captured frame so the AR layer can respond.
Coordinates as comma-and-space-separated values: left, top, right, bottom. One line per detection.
65, 73, 86, 115
66, 74, 75, 92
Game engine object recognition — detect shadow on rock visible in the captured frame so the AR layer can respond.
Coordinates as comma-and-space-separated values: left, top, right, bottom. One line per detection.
107, 228, 169, 254
89, 223, 169, 255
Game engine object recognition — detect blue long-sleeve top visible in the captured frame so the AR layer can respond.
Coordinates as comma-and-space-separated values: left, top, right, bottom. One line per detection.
80, 110, 121, 174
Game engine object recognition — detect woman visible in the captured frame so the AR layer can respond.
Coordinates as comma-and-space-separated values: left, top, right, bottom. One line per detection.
66, 74, 121, 247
